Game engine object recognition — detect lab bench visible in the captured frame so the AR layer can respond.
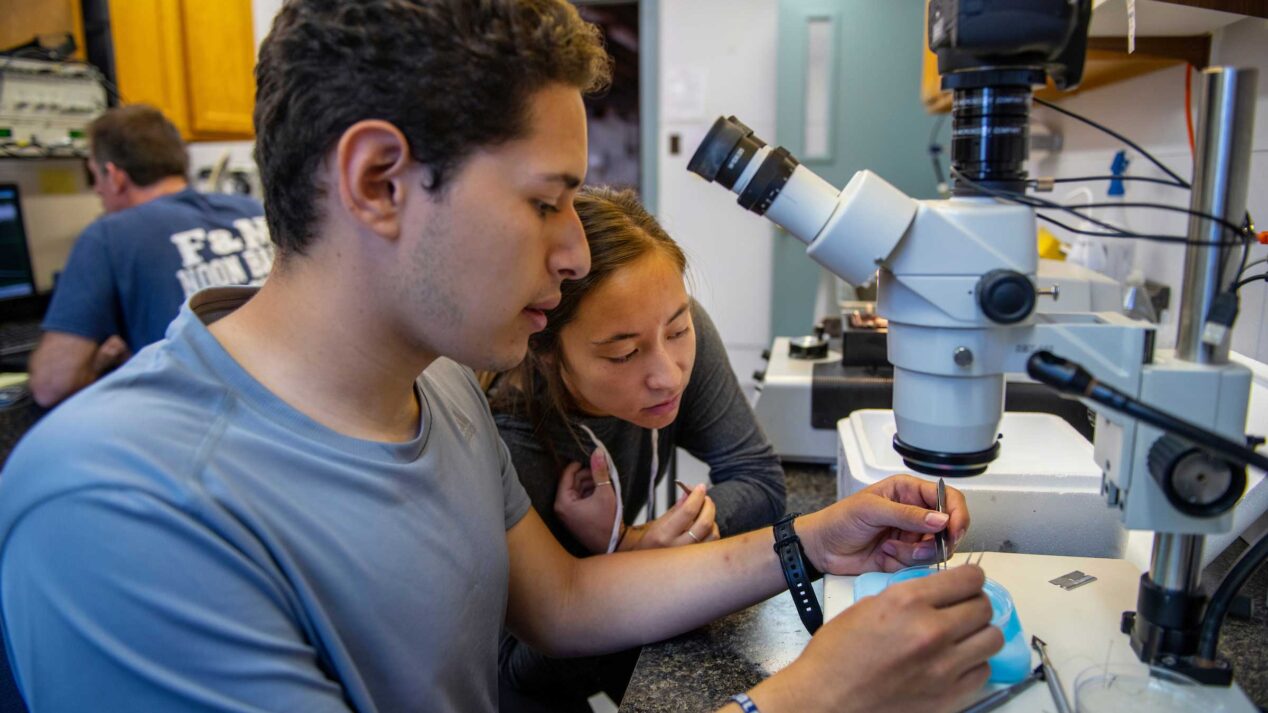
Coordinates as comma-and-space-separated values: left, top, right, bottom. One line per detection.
619, 464, 1268, 712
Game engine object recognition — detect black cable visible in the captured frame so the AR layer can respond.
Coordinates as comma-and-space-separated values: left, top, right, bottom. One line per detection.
1235, 257, 1267, 282
1198, 529, 1268, 661
955, 167, 1247, 246
1028, 351, 1268, 471
928, 113, 947, 191
1232, 273, 1268, 292
1075, 202, 1251, 237
951, 167, 1245, 247
1036, 175, 1189, 188
1034, 97, 1190, 187
1032, 96, 1259, 289
1035, 214, 1243, 247
1234, 241, 1252, 287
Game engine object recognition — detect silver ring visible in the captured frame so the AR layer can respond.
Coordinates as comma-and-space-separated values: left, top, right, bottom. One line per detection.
686, 530, 700, 543
594, 480, 612, 487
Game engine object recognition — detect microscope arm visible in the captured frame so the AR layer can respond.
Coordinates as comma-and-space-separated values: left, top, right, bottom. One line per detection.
1027, 351, 1268, 473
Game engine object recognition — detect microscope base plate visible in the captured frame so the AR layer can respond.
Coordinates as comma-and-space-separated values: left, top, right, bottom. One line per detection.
824, 552, 1256, 712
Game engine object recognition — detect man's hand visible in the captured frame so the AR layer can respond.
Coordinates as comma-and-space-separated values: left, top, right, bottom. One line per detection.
554, 449, 620, 553
29, 332, 133, 408
742, 565, 1001, 713
618, 484, 719, 551
91, 335, 132, 375
799, 474, 968, 575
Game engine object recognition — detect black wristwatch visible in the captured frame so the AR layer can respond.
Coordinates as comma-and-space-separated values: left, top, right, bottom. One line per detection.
772, 513, 823, 634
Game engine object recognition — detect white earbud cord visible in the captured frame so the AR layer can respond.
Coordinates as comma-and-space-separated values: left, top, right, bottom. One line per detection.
578, 424, 624, 554
647, 428, 660, 521
577, 425, 661, 554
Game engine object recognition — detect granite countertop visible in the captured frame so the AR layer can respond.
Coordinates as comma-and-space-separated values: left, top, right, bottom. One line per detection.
620, 465, 1268, 712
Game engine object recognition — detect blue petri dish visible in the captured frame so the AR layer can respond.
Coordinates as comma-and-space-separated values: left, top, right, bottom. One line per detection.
853, 564, 1030, 684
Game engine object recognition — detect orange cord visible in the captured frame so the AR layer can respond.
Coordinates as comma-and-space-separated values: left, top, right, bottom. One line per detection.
1185, 64, 1196, 157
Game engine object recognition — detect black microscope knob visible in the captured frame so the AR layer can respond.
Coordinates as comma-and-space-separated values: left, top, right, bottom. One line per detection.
977, 269, 1036, 324
1147, 435, 1245, 518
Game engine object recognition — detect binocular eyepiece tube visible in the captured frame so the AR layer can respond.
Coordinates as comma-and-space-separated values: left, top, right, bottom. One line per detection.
689, 116, 1005, 477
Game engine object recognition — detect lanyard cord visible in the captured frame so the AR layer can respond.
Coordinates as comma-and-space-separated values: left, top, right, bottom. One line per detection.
647, 428, 659, 520
577, 424, 624, 554
577, 424, 661, 554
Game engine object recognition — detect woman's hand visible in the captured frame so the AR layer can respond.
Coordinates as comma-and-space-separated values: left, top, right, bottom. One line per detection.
798, 474, 969, 576
617, 484, 719, 551
553, 449, 620, 554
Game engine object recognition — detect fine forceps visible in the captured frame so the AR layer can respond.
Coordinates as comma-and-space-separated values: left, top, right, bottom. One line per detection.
935, 477, 948, 570
954, 665, 1045, 713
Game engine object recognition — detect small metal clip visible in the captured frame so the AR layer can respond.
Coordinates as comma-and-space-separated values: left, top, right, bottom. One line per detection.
1048, 570, 1097, 591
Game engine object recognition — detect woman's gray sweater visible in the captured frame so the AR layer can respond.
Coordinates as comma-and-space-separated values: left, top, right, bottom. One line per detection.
491, 302, 786, 702
493, 302, 786, 555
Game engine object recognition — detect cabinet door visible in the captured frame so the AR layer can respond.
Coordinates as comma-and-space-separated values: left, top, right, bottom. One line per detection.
179, 0, 255, 137
109, 0, 192, 134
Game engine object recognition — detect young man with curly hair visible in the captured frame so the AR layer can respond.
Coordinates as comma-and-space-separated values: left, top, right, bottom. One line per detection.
0, 3, 997, 712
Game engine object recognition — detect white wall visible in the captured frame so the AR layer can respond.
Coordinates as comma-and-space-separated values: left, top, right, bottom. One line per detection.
253, 0, 283, 50
1032, 18, 1268, 361
657, 0, 779, 393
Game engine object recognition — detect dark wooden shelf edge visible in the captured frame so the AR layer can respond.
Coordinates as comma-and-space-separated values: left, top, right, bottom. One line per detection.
1152, 0, 1268, 20
923, 35, 1211, 113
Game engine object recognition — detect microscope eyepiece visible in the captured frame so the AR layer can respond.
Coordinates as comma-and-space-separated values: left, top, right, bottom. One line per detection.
688, 117, 802, 218
687, 116, 765, 189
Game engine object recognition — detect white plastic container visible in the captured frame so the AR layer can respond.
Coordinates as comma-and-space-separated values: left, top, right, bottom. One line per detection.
837, 410, 1126, 558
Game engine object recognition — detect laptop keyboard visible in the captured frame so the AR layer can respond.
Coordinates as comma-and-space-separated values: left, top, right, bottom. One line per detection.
0, 322, 41, 356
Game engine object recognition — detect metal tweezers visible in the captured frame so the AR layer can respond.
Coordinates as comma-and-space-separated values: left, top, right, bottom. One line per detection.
954, 665, 1045, 713
935, 477, 947, 570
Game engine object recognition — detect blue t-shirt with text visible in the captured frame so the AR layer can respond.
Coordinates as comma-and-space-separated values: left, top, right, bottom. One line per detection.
41, 188, 272, 351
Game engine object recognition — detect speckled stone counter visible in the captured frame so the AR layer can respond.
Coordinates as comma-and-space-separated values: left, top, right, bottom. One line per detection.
620, 465, 1268, 712
619, 465, 832, 713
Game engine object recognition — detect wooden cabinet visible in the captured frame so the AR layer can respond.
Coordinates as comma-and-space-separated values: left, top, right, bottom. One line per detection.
0, 0, 86, 61
108, 0, 256, 140
921, 0, 1258, 113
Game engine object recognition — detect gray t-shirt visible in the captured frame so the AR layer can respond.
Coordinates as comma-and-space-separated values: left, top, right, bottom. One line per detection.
0, 286, 531, 712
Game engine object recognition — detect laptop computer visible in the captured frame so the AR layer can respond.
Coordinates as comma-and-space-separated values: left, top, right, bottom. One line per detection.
0, 184, 47, 365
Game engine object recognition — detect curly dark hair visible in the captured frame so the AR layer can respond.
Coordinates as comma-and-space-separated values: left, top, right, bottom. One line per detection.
88, 105, 188, 187
254, 0, 611, 257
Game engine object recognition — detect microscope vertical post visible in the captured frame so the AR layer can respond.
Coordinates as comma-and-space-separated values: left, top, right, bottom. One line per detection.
1175, 67, 1257, 365
1135, 67, 1258, 671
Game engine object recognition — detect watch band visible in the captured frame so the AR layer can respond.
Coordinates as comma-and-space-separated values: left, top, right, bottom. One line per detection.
772, 513, 824, 634
730, 692, 761, 713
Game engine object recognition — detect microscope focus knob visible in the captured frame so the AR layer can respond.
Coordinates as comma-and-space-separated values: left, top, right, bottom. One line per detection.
1147, 435, 1246, 518
977, 270, 1036, 324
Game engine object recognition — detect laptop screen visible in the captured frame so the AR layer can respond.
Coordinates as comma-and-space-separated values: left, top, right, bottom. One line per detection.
0, 185, 36, 303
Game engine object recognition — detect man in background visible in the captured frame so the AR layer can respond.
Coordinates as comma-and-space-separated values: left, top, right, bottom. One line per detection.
28, 104, 271, 407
